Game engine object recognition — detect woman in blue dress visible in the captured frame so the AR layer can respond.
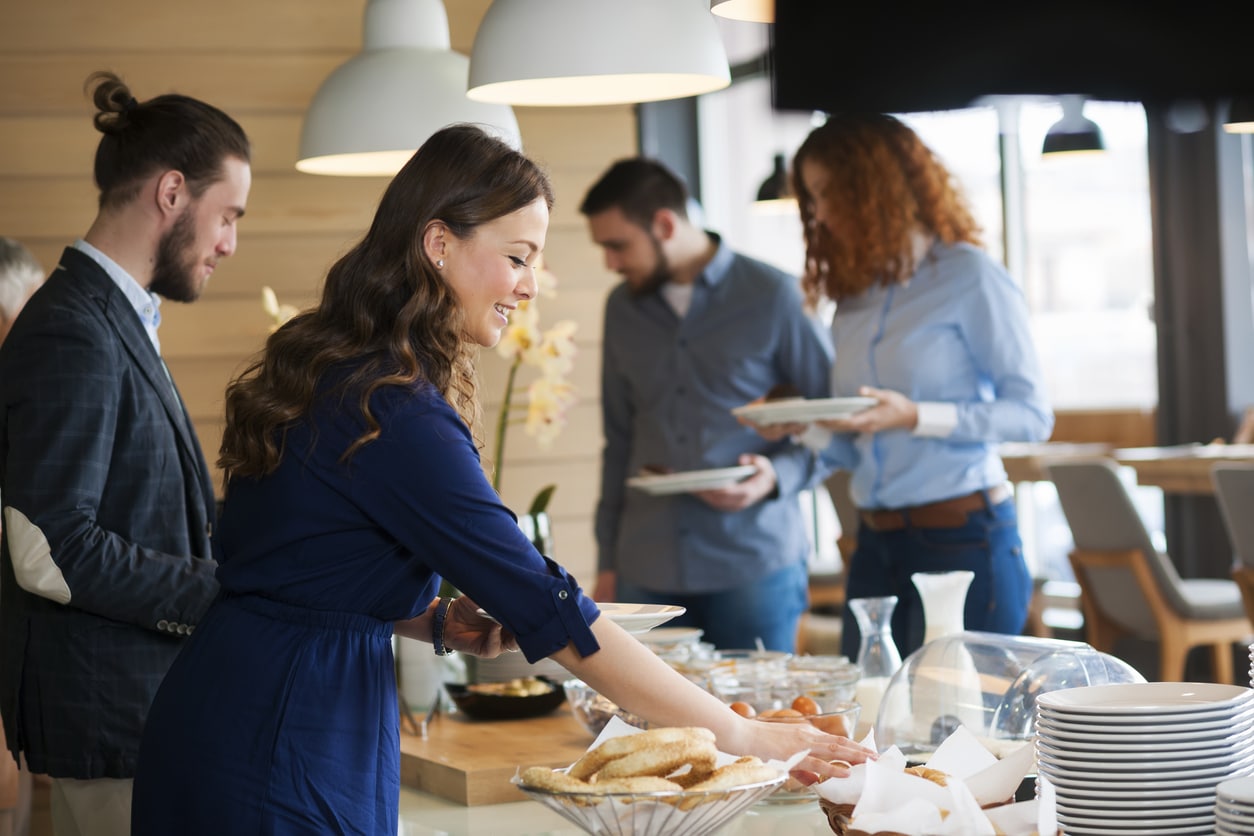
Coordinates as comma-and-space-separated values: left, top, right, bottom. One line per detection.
130, 125, 874, 835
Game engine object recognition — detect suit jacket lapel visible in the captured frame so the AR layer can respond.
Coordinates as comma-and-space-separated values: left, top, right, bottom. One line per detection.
61, 250, 216, 532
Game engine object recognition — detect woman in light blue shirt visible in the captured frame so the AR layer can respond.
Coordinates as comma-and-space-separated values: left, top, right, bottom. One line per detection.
753, 113, 1053, 662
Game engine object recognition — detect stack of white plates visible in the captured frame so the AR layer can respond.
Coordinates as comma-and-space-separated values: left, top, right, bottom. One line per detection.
1035, 682, 1254, 835
1217, 776, 1254, 835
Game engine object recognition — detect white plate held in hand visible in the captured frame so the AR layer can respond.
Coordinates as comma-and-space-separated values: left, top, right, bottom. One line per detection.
626, 465, 757, 495
731, 396, 876, 426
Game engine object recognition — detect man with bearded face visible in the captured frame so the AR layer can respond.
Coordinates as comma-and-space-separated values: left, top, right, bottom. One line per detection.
579, 158, 834, 651
0, 71, 249, 836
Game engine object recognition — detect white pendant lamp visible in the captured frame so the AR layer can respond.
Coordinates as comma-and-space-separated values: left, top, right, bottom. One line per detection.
296, 0, 521, 177
710, 0, 774, 23
467, 0, 731, 107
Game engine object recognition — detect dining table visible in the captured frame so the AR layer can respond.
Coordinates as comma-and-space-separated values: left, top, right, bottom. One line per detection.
1111, 443, 1254, 495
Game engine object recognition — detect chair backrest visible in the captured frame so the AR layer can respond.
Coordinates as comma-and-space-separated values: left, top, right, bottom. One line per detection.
1212, 463, 1254, 569
1045, 458, 1191, 635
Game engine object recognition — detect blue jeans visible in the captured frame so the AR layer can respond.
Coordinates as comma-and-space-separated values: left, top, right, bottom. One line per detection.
615, 561, 809, 652
840, 496, 1031, 662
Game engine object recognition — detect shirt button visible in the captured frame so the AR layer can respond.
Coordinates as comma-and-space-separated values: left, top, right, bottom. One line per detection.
557, 590, 568, 600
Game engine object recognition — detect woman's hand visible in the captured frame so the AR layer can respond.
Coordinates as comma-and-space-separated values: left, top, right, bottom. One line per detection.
394, 595, 519, 657
817, 386, 918, 435
723, 714, 876, 784
442, 595, 519, 657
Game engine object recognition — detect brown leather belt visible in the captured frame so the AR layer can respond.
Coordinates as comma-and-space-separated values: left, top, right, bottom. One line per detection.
859, 483, 1013, 532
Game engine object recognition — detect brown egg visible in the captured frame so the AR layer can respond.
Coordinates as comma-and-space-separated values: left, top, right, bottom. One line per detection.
728, 701, 757, 718
770, 708, 804, 718
809, 714, 854, 736
791, 696, 821, 716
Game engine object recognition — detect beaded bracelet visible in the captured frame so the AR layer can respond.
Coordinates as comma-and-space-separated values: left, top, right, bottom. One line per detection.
432, 596, 456, 656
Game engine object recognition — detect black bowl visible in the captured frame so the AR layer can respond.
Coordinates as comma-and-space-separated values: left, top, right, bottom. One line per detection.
444, 676, 566, 721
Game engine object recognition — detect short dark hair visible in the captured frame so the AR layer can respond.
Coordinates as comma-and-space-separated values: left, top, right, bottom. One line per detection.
579, 157, 689, 229
85, 70, 251, 211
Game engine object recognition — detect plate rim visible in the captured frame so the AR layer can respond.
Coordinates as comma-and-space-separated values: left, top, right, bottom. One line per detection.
730, 396, 877, 425
625, 464, 758, 494
1035, 682, 1254, 714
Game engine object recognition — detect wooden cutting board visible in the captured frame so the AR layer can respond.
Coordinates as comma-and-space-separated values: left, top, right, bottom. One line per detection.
399, 706, 593, 806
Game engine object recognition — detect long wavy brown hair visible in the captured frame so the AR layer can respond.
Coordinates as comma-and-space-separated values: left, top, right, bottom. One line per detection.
218, 124, 554, 485
792, 113, 982, 305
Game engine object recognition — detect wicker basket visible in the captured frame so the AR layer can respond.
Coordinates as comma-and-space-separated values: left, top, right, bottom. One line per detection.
818, 798, 854, 835
820, 795, 1018, 835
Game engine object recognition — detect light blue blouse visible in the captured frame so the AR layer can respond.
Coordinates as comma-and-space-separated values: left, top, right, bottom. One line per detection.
819, 241, 1054, 510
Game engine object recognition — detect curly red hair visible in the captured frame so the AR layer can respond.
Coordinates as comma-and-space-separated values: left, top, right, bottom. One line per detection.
792, 113, 982, 305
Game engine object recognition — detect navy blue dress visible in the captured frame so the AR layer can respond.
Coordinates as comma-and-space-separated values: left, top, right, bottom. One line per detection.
131, 381, 601, 835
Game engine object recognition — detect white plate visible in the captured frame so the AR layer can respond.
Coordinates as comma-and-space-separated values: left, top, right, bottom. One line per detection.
1036, 711, 1254, 741
1056, 810, 1215, 829
626, 465, 757, 495
594, 603, 686, 634
1058, 826, 1210, 836
1037, 738, 1252, 759
1035, 712, 1254, 736
1036, 682, 1254, 715
1058, 797, 1213, 812
476, 603, 685, 635
1052, 789, 1217, 808
730, 396, 876, 426
1038, 753, 1254, 785
1219, 776, 1254, 804
639, 626, 704, 647
1038, 747, 1243, 777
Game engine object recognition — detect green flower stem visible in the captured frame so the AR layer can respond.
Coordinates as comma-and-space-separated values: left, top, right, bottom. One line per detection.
492, 357, 522, 493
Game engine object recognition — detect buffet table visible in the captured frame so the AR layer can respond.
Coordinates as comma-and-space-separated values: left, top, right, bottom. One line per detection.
398, 704, 838, 833
397, 784, 836, 835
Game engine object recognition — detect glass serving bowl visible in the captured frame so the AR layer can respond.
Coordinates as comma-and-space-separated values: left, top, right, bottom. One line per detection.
563, 678, 648, 738
754, 704, 862, 804
709, 668, 857, 718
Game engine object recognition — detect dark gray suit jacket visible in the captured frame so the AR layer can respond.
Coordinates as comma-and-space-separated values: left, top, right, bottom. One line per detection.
0, 246, 220, 778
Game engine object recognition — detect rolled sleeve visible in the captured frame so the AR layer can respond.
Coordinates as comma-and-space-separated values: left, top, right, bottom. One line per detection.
513, 559, 602, 663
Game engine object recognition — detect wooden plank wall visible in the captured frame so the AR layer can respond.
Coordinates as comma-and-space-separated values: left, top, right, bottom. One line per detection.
0, 0, 634, 583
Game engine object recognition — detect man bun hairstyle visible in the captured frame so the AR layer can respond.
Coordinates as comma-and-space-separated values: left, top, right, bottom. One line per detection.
86, 70, 251, 211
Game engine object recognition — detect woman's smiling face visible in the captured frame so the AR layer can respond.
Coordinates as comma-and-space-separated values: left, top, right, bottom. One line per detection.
438, 197, 549, 348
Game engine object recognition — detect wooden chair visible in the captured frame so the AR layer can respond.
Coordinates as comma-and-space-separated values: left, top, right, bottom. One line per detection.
1048, 458, 1251, 683
1212, 463, 1254, 641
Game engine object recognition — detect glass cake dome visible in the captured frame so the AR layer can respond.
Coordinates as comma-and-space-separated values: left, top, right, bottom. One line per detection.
872, 631, 1144, 759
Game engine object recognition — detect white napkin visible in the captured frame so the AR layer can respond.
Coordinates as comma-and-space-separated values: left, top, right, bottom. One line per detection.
812, 726, 1040, 835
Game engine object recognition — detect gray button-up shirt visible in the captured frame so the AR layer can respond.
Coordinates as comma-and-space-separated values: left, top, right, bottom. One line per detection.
595, 236, 834, 593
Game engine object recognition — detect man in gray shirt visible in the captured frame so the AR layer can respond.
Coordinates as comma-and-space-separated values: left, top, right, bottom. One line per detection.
580, 158, 833, 651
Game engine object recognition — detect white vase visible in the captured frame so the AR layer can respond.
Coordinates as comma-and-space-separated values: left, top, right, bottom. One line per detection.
911, 570, 974, 645
395, 635, 464, 712
906, 571, 983, 749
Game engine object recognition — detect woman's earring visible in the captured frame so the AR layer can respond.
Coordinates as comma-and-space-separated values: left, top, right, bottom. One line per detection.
436, 259, 444, 269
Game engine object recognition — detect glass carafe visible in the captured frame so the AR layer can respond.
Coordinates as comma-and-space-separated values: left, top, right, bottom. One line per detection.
848, 595, 902, 729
